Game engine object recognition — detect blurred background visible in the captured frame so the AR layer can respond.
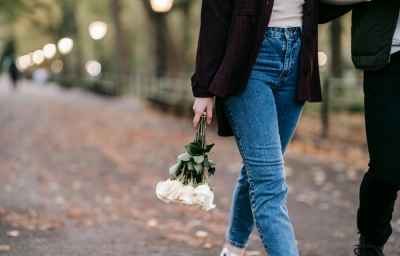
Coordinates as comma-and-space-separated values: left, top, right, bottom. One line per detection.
0, 1, 399, 256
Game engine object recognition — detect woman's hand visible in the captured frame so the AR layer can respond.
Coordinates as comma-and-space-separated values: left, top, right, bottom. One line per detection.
192, 97, 214, 129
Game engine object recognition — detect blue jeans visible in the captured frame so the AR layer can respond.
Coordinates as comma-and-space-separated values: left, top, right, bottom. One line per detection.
221, 27, 304, 256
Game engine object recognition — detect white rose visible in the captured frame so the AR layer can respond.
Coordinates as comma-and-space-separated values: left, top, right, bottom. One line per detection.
156, 179, 173, 203
165, 180, 184, 202
176, 185, 195, 206
193, 184, 216, 211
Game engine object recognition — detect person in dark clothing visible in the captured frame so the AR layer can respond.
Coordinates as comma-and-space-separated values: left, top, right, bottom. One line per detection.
8, 57, 19, 90
319, 1, 400, 255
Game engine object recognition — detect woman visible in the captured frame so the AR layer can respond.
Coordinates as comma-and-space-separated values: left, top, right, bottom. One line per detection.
191, 0, 324, 255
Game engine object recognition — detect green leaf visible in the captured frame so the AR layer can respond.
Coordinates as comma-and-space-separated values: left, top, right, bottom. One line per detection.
187, 160, 195, 171
185, 142, 206, 156
169, 162, 182, 175
177, 152, 191, 161
205, 143, 215, 153
203, 155, 209, 167
208, 160, 216, 167
208, 167, 216, 175
192, 155, 204, 164
194, 162, 203, 174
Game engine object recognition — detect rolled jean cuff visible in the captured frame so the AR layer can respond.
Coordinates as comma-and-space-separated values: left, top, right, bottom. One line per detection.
226, 239, 248, 249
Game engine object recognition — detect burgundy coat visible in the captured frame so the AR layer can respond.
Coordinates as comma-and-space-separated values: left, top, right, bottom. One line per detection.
191, 0, 335, 137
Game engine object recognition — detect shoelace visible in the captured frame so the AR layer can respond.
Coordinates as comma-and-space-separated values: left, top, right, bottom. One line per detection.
354, 244, 385, 256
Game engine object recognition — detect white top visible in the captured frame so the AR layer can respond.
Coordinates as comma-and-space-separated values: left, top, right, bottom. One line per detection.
268, 0, 304, 28
320, 0, 400, 55
391, 15, 400, 54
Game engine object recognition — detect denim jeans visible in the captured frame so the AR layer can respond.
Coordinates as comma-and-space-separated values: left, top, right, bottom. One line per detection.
221, 27, 304, 256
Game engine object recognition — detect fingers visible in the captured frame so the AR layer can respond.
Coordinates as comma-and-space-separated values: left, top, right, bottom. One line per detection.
193, 108, 202, 129
206, 102, 213, 124
193, 98, 213, 129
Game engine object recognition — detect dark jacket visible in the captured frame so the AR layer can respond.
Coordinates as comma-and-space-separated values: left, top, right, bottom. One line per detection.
191, 0, 330, 137
319, 0, 400, 70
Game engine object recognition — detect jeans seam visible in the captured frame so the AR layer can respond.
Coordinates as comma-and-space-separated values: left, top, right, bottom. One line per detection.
277, 35, 290, 86
230, 188, 245, 236
224, 98, 271, 255
287, 37, 298, 77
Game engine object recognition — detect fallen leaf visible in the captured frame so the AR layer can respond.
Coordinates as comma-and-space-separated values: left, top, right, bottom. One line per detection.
54, 196, 65, 204
7, 230, 19, 237
296, 194, 315, 205
334, 231, 345, 238
203, 242, 212, 249
195, 230, 209, 237
346, 168, 358, 181
147, 219, 157, 227
39, 222, 62, 231
0, 245, 11, 251
188, 220, 202, 227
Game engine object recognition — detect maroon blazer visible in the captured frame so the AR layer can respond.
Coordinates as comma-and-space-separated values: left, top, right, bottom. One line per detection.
191, 0, 323, 137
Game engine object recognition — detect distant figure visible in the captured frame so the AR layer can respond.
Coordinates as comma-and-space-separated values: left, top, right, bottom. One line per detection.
8, 58, 19, 90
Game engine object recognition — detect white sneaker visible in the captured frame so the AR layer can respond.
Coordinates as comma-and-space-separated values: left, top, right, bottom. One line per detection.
219, 248, 239, 256
220, 248, 228, 256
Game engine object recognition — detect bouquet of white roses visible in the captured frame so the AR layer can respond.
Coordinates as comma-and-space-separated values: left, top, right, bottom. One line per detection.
156, 114, 216, 211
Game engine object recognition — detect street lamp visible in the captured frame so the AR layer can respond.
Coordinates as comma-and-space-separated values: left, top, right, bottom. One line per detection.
57, 38, 74, 55
89, 21, 108, 40
43, 44, 57, 59
150, 0, 173, 12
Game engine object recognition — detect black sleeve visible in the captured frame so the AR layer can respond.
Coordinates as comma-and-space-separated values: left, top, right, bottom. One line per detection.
318, 1, 361, 24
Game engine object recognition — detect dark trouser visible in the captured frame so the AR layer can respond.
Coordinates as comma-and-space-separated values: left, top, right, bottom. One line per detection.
357, 51, 400, 247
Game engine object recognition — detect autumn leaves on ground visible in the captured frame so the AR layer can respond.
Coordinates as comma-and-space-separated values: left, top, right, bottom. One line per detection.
0, 78, 399, 256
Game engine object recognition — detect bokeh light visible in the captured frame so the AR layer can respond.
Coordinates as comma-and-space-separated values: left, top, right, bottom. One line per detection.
51, 60, 63, 73
16, 55, 30, 70
150, 0, 173, 12
28, 52, 34, 66
318, 52, 328, 66
89, 21, 108, 40
86, 60, 101, 76
43, 44, 57, 59
33, 50, 45, 64
57, 38, 74, 55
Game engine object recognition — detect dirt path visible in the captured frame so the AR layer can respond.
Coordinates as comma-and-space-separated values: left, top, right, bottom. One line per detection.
0, 78, 399, 256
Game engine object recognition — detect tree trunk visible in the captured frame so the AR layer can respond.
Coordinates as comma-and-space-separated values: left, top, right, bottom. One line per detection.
58, 0, 82, 79
181, 1, 191, 72
330, 18, 343, 78
110, 0, 128, 76
154, 13, 169, 77
140, 0, 176, 77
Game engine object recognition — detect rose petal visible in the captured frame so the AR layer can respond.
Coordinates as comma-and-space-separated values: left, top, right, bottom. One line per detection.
177, 186, 195, 205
